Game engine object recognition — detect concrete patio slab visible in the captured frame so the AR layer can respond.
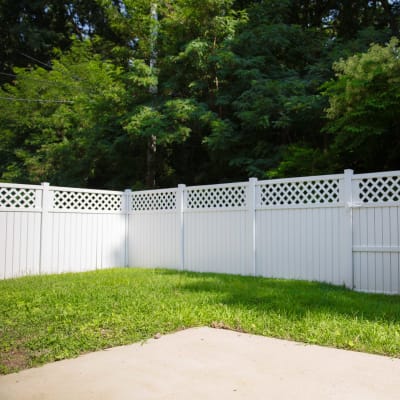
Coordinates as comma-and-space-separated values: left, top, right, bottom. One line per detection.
0, 327, 399, 400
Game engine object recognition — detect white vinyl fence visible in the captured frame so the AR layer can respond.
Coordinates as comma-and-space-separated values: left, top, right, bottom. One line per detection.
0, 183, 128, 278
1, 170, 400, 294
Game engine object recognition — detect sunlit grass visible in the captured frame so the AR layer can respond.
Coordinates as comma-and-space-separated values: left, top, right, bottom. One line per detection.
1, 267, 399, 374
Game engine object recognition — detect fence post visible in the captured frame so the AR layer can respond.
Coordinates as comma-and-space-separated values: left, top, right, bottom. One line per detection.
177, 184, 186, 270
39, 182, 51, 274
248, 177, 258, 276
342, 169, 354, 289
123, 189, 132, 267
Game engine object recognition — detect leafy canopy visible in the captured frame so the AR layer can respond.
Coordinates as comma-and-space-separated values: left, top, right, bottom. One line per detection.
323, 38, 400, 171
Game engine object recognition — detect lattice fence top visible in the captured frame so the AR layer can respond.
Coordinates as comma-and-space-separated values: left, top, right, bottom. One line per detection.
131, 190, 177, 211
258, 178, 340, 207
2, 170, 399, 213
187, 184, 247, 209
0, 186, 36, 208
357, 175, 400, 204
52, 190, 123, 211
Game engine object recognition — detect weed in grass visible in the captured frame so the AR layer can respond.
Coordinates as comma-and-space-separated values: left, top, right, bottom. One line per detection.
0, 268, 399, 374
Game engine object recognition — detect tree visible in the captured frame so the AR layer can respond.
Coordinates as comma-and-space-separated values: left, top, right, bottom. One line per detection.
0, 41, 129, 187
122, 0, 247, 185
322, 38, 400, 171
206, 1, 398, 179
204, 3, 330, 178
1, 1, 399, 187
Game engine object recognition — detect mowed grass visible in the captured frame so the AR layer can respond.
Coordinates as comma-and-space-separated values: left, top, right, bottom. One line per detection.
1, 268, 400, 374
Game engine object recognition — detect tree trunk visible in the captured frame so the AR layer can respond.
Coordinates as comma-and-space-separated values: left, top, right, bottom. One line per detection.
146, 2, 158, 188
145, 134, 157, 188
381, 0, 399, 37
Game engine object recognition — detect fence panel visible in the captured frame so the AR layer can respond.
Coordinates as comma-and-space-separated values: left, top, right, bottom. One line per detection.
352, 172, 400, 294
0, 184, 42, 279
255, 175, 349, 286
43, 186, 126, 274
255, 207, 347, 285
0, 183, 126, 278
128, 189, 180, 269
43, 212, 126, 274
0, 211, 41, 279
184, 210, 251, 275
183, 183, 252, 275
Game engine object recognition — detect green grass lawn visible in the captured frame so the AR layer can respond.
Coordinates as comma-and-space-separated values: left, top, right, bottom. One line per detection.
1, 267, 400, 374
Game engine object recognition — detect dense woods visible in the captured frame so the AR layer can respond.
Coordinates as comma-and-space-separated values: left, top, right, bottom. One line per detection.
0, 0, 399, 189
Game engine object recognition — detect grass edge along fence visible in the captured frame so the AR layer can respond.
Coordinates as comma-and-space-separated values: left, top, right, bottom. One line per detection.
1, 169, 400, 294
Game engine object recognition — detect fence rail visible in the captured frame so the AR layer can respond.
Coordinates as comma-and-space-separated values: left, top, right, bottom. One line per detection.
1, 169, 400, 294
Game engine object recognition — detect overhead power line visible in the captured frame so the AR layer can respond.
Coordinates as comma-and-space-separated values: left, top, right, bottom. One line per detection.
19, 52, 52, 70
0, 96, 74, 104
19, 51, 87, 82
0, 72, 71, 87
0, 72, 17, 78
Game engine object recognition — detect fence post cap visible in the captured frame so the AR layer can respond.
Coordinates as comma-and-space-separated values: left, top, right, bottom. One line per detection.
41, 182, 50, 187
124, 188, 132, 193
178, 184, 186, 189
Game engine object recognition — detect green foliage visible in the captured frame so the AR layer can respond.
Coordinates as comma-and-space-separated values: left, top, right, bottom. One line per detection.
266, 145, 332, 178
124, 99, 211, 145
323, 38, 400, 171
0, 1, 399, 187
208, 15, 330, 177
1, 268, 399, 374
0, 40, 129, 187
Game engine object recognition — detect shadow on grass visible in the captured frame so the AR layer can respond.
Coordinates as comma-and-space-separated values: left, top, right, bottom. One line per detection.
156, 269, 400, 324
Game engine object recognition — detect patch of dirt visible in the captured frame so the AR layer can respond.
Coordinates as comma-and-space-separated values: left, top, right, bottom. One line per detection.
0, 348, 30, 374
100, 328, 113, 338
210, 321, 245, 333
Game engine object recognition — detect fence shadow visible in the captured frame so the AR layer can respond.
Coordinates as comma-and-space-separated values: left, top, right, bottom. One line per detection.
156, 269, 400, 325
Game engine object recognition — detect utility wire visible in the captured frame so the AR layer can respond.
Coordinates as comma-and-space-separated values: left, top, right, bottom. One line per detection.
0, 72, 71, 87
0, 72, 17, 78
19, 52, 52, 70
18, 52, 88, 82
0, 74, 99, 98
0, 96, 74, 104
